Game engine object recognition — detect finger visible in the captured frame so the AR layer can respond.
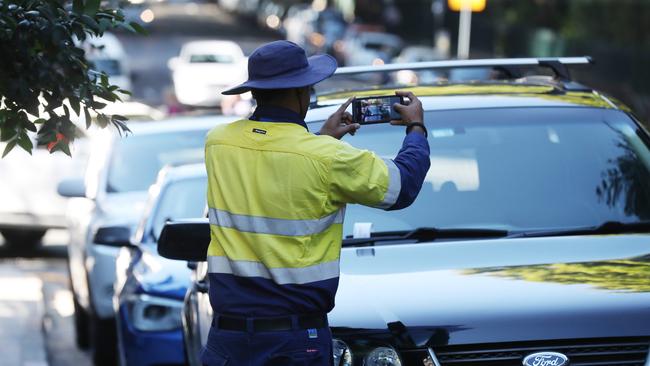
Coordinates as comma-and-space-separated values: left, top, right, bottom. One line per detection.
393, 103, 407, 113
337, 96, 355, 113
341, 112, 353, 124
395, 90, 416, 104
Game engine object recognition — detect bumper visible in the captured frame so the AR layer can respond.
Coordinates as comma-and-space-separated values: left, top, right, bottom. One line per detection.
87, 244, 120, 319
175, 86, 225, 107
0, 213, 66, 230
117, 304, 186, 366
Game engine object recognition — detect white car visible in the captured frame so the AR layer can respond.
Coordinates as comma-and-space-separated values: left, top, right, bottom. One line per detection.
58, 115, 230, 365
169, 40, 247, 107
82, 33, 132, 97
0, 101, 164, 252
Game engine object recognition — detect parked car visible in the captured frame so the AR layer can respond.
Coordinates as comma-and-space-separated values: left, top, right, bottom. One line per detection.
58, 115, 229, 365
0, 101, 161, 251
113, 163, 207, 366
160, 58, 650, 366
340, 31, 403, 67
169, 41, 247, 107
82, 33, 132, 97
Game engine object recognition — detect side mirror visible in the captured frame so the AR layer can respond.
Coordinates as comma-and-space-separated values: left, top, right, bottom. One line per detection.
167, 56, 180, 71
158, 219, 210, 261
57, 177, 86, 198
93, 225, 132, 247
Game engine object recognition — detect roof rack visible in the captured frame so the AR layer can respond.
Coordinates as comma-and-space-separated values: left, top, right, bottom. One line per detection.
334, 57, 593, 82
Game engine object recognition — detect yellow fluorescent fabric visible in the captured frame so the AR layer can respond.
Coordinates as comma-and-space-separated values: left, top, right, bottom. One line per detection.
205, 120, 394, 280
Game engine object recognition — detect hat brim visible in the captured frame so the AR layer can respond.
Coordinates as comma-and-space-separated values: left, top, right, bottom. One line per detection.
222, 54, 337, 95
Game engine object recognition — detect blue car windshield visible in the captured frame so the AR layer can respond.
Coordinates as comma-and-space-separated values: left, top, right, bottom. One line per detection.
107, 130, 207, 193
151, 176, 208, 239
333, 107, 650, 236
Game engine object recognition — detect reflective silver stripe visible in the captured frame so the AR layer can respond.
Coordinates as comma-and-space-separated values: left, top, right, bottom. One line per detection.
208, 208, 344, 236
207, 256, 340, 285
374, 158, 401, 209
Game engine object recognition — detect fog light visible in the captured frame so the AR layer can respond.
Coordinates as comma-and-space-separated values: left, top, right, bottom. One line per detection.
364, 346, 401, 366
333, 339, 352, 366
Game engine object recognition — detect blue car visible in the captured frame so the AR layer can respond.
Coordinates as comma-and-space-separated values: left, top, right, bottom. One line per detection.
113, 163, 207, 366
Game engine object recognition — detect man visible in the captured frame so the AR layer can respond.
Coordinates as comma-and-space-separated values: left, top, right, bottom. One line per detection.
203, 40, 430, 366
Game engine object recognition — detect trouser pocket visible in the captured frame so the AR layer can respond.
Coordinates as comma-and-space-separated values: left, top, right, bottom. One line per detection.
266, 346, 327, 366
201, 345, 229, 366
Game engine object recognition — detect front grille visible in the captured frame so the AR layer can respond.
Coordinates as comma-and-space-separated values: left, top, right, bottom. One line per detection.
429, 337, 650, 366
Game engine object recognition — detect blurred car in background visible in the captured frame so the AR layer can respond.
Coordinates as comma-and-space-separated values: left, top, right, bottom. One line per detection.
58, 115, 229, 365
340, 31, 403, 67
283, 3, 347, 57
114, 163, 207, 366
162, 58, 650, 366
168, 40, 247, 108
0, 101, 162, 252
0, 140, 83, 250
82, 33, 133, 97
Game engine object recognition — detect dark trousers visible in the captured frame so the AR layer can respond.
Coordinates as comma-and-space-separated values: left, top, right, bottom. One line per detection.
201, 324, 333, 366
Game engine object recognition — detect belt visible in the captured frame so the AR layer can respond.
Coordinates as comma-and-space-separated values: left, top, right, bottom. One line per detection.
214, 313, 328, 332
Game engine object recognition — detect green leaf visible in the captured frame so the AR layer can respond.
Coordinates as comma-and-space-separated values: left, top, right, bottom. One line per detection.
2, 140, 17, 158
79, 14, 99, 31
129, 21, 148, 35
72, 0, 83, 14
17, 133, 33, 153
96, 113, 109, 128
69, 97, 80, 116
84, 0, 100, 16
59, 141, 71, 156
33, 118, 46, 124
84, 107, 92, 129
23, 120, 37, 132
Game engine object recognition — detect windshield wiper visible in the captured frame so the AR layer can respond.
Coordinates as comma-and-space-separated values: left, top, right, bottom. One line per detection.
509, 221, 650, 239
342, 227, 509, 247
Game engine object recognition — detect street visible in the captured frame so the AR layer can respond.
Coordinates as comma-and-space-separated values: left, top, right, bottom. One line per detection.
0, 230, 91, 366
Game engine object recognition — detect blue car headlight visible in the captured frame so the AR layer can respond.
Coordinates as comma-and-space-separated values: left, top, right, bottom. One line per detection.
126, 294, 183, 332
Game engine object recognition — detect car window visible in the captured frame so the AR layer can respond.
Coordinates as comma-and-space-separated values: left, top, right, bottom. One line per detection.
152, 176, 207, 239
189, 54, 235, 63
332, 107, 650, 236
89, 58, 121, 76
106, 130, 206, 193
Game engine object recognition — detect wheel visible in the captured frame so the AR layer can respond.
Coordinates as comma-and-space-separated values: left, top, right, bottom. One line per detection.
73, 295, 91, 349
1, 228, 46, 250
90, 314, 118, 366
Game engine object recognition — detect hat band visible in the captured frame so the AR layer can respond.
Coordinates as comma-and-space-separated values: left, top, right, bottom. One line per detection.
250, 62, 310, 80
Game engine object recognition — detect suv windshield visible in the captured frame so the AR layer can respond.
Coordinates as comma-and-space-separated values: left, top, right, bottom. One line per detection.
107, 130, 206, 193
334, 107, 650, 236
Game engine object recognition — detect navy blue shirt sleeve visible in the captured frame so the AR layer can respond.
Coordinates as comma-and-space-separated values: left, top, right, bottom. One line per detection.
388, 131, 430, 210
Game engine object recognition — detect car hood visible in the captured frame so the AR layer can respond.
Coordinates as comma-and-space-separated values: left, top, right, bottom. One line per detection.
330, 234, 650, 346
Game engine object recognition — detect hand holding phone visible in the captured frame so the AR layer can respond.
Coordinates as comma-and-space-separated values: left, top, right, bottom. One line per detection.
352, 95, 405, 124
390, 91, 424, 126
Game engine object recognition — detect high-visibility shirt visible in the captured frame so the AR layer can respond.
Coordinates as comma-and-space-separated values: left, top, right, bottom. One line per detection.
205, 106, 429, 316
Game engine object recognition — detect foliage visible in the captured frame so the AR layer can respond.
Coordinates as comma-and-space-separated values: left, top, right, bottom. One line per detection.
0, 0, 146, 157
466, 257, 650, 293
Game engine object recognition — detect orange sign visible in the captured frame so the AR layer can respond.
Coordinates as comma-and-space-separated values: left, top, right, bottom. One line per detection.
448, 0, 486, 12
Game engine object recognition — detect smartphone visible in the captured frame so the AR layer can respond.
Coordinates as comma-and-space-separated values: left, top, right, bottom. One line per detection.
352, 96, 405, 124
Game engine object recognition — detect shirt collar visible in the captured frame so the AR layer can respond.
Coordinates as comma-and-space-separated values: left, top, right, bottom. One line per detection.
249, 105, 308, 130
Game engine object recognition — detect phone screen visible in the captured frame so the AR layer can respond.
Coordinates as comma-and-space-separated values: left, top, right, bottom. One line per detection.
352, 96, 404, 124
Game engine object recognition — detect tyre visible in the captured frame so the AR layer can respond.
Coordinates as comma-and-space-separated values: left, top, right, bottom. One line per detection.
90, 314, 118, 366
73, 295, 91, 349
1, 228, 46, 250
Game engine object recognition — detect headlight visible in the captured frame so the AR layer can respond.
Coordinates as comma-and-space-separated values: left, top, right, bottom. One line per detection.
126, 294, 183, 332
333, 339, 352, 366
364, 346, 402, 366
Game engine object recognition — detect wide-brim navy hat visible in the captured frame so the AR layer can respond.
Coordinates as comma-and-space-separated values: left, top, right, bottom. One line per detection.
222, 40, 338, 95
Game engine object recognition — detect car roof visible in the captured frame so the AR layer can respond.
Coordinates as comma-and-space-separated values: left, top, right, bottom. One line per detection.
180, 40, 244, 56
158, 163, 207, 185
306, 84, 618, 123
121, 114, 232, 135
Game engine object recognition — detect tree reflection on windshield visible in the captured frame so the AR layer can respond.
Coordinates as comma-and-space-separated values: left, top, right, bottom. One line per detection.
595, 125, 650, 220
